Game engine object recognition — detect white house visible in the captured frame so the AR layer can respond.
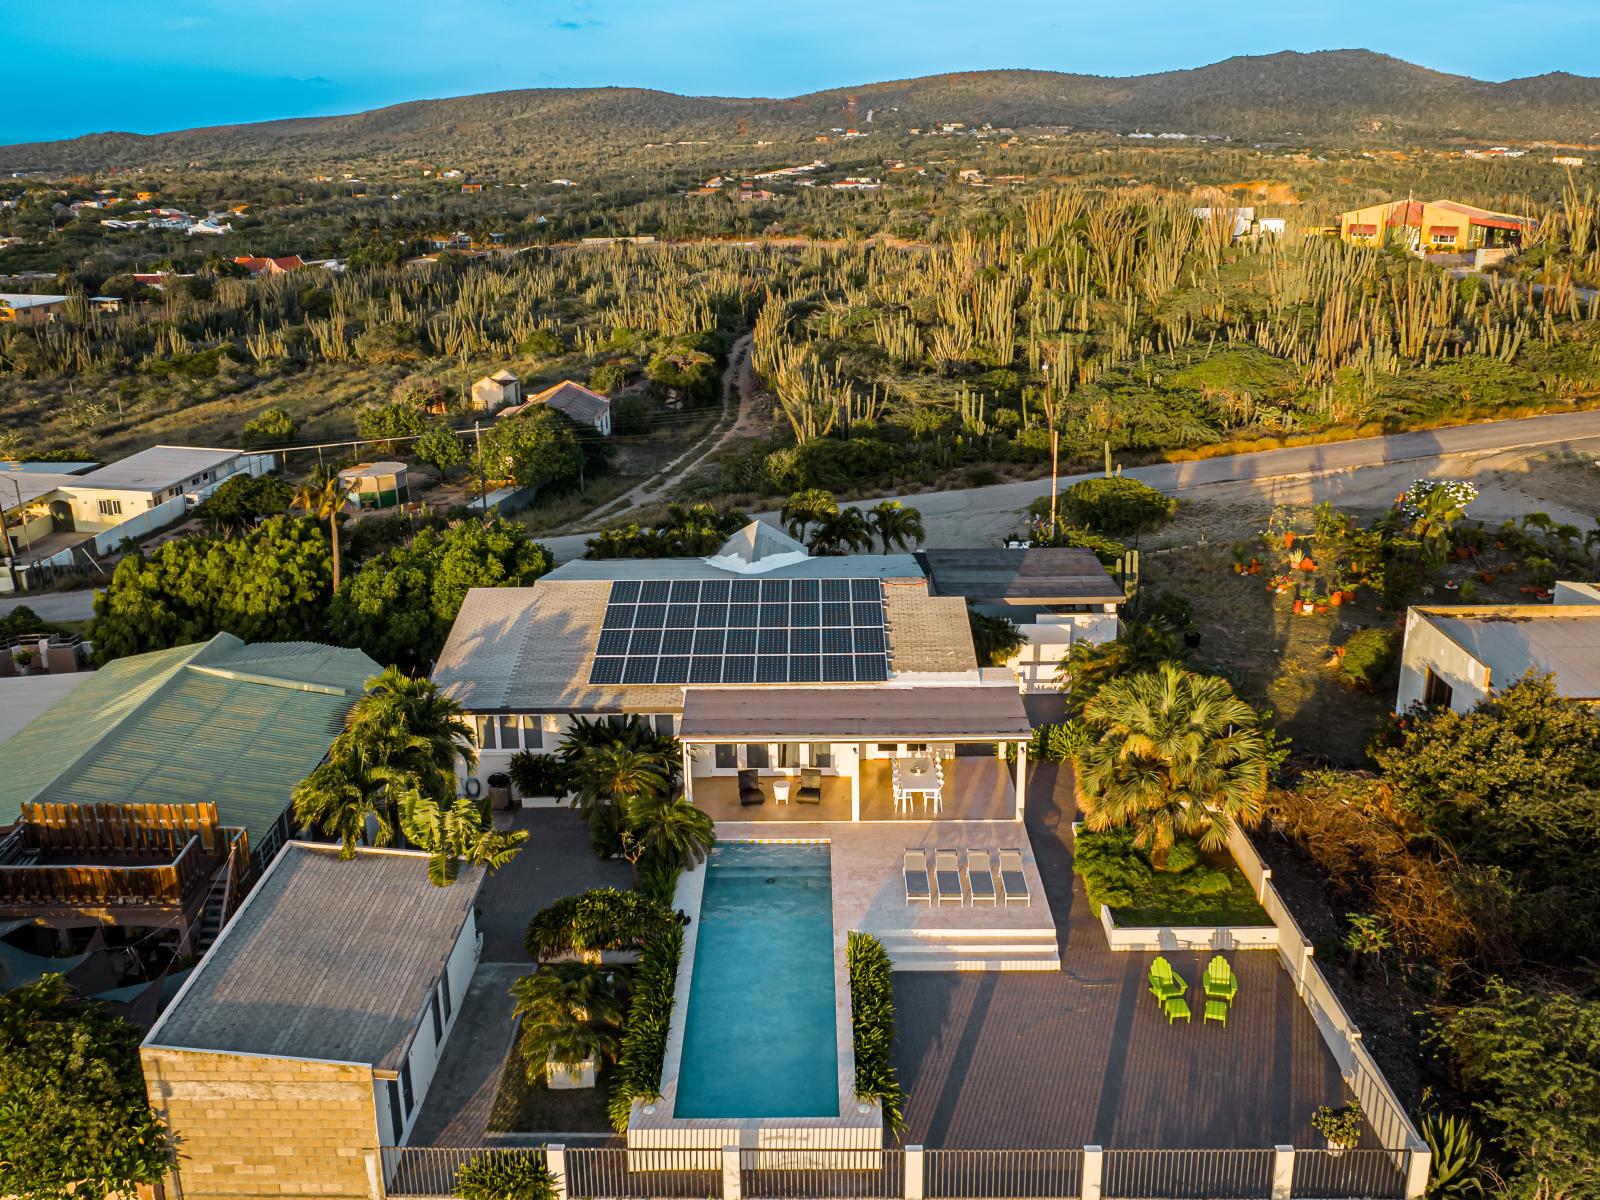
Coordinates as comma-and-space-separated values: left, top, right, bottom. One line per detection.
516, 379, 612, 435
470, 369, 520, 411
1395, 584, 1600, 713
141, 843, 483, 1199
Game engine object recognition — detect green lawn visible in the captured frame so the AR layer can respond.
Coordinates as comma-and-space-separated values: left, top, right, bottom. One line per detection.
487, 1021, 618, 1135
1109, 865, 1272, 928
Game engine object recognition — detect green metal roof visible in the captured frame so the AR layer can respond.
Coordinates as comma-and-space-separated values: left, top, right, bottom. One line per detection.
0, 634, 380, 852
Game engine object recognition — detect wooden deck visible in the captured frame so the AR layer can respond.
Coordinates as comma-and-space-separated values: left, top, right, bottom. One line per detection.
688, 757, 1017, 824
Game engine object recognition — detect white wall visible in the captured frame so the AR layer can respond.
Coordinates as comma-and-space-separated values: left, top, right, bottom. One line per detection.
1007, 612, 1119, 694
1395, 609, 1491, 713
1552, 581, 1600, 605
374, 909, 481, 1147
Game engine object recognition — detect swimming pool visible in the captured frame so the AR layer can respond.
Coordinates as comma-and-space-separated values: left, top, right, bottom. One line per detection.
674, 842, 839, 1119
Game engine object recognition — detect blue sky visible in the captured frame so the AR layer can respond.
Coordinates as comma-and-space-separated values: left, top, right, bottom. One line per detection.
6, 0, 1598, 145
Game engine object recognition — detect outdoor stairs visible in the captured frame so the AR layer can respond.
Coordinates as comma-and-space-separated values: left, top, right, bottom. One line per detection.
194, 875, 231, 955
873, 926, 1061, 972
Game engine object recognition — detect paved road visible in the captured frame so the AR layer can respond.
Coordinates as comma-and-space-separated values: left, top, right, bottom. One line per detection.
539, 409, 1600, 561
0, 589, 97, 621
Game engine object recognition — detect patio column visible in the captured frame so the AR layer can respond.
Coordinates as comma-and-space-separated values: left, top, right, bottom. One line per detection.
547, 1145, 568, 1200
1080, 1145, 1103, 1200
1270, 1146, 1293, 1200
851, 746, 861, 821
682, 743, 694, 805
1013, 739, 1028, 821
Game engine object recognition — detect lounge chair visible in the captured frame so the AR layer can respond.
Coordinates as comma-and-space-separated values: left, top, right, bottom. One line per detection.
966, 849, 997, 904
934, 850, 963, 904
737, 768, 765, 807
903, 850, 931, 905
796, 767, 824, 805
998, 848, 1030, 905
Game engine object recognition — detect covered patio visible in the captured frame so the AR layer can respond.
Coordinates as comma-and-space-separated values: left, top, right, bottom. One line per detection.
676, 683, 1032, 822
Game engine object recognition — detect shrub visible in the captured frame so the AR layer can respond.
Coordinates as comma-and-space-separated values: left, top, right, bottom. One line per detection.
846, 931, 906, 1133
455, 1151, 558, 1200
1311, 1099, 1364, 1149
637, 852, 682, 909
1339, 628, 1399, 690
524, 889, 675, 960
1073, 825, 1260, 920
1030, 721, 1090, 763
508, 750, 570, 799
608, 921, 684, 1132
241, 406, 298, 447
1144, 592, 1194, 633
1059, 477, 1177, 537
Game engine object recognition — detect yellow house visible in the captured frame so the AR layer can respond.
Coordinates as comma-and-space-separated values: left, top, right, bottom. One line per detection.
1335, 198, 1533, 252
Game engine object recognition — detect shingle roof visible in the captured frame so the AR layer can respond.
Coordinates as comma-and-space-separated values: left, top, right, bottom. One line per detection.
0, 635, 379, 850
884, 585, 979, 673
678, 684, 1031, 740
147, 843, 481, 1070
529, 380, 610, 425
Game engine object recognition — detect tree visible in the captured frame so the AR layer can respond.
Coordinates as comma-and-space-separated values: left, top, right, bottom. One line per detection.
623, 791, 715, 876
1060, 477, 1177, 539
868, 500, 925, 553
1075, 663, 1268, 866
354, 320, 424, 364
241, 406, 298, 448
558, 717, 681, 859
583, 505, 747, 560
646, 347, 719, 406
292, 752, 392, 858
293, 474, 350, 592
0, 975, 172, 1200
510, 963, 624, 1079
969, 609, 1024, 667
781, 488, 838, 542
356, 402, 431, 452
1056, 618, 1183, 717
391, 373, 450, 412
807, 506, 873, 556
478, 408, 582, 488
89, 516, 332, 663
194, 473, 294, 534
398, 791, 528, 885
415, 422, 467, 476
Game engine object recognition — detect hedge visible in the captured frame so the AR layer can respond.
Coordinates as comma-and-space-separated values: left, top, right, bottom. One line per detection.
846, 930, 907, 1133
607, 921, 684, 1133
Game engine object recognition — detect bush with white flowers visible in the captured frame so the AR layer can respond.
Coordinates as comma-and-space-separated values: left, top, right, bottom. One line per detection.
1398, 479, 1478, 521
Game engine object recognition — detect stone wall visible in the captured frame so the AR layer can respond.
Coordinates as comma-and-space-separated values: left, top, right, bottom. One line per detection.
141, 1047, 381, 1200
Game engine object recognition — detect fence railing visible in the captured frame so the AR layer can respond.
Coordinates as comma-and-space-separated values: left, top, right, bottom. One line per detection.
380, 1144, 1418, 1200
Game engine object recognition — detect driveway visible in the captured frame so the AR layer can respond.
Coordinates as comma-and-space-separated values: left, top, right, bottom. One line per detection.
0, 590, 97, 622
538, 409, 1600, 561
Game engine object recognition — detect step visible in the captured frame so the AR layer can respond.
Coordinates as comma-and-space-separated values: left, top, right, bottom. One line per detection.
875, 926, 1057, 943
892, 950, 1061, 972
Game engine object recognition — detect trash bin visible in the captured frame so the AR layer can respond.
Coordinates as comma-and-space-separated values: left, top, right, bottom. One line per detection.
486, 771, 513, 810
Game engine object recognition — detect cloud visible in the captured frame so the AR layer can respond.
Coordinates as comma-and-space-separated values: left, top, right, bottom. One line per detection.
551, 17, 605, 29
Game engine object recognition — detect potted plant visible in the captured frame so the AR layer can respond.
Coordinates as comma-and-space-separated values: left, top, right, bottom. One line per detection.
1313, 595, 1329, 615
13, 649, 35, 675
1312, 1099, 1364, 1156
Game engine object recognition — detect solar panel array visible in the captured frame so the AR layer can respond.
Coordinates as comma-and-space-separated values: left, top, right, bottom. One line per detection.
589, 578, 890, 686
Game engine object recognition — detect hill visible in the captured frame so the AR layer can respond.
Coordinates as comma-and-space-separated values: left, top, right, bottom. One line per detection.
4, 50, 1599, 172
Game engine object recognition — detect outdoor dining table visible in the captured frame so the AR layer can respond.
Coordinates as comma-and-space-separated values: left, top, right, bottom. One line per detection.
896, 756, 942, 812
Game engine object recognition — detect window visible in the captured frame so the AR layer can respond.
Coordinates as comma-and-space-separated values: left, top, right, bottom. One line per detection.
399, 1062, 414, 1116
96, 499, 122, 517
497, 715, 520, 750
520, 715, 543, 751
906, 743, 928, 753
1423, 668, 1454, 710
876, 743, 899, 754
429, 989, 443, 1043
810, 744, 833, 770
473, 716, 498, 750
386, 1080, 404, 1139
777, 743, 800, 769
653, 714, 675, 738
745, 743, 770, 769
439, 972, 453, 1021
714, 744, 738, 770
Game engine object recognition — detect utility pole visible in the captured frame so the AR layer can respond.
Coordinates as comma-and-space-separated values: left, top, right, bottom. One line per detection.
474, 421, 489, 525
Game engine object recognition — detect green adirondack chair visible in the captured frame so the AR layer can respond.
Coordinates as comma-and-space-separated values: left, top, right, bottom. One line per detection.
1204, 956, 1238, 1004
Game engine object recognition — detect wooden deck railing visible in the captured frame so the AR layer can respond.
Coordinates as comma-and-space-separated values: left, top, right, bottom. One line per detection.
0, 834, 205, 907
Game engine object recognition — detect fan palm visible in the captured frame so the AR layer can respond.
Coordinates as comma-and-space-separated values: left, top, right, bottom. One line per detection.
293, 473, 351, 592
868, 500, 925, 553
1075, 663, 1267, 866
511, 963, 625, 1079
1057, 617, 1182, 717
625, 791, 716, 872
398, 791, 528, 886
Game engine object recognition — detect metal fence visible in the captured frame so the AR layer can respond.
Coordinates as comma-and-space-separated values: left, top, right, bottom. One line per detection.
741, 1148, 904, 1199
926, 1149, 1084, 1199
1102, 1149, 1275, 1199
1291, 1149, 1408, 1200
382, 1146, 546, 1196
567, 1147, 723, 1199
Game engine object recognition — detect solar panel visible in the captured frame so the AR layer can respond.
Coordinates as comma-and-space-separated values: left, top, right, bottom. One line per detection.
590, 578, 891, 685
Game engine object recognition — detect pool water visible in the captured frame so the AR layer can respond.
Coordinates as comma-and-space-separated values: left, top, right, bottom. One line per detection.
674, 842, 839, 1118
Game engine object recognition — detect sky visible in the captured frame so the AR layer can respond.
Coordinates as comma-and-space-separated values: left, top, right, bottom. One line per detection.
5, 0, 1599, 145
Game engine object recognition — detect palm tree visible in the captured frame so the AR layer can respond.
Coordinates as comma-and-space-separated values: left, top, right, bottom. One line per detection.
781, 488, 839, 543
398, 791, 529, 886
293, 474, 351, 592
291, 753, 393, 858
510, 963, 624, 1082
1074, 663, 1268, 867
1057, 617, 1183, 717
625, 791, 716, 874
868, 500, 925, 553
969, 609, 1025, 667
346, 666, 478, 797
808, 506, 873, 556
567, 744, 669, 824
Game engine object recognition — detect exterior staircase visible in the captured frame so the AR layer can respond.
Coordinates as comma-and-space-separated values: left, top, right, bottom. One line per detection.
873, 925, 1060, 972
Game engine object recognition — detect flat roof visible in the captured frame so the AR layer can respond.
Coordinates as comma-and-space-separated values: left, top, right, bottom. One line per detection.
0, 293, 67, 308
0, 472, 83, 508
919, 548, 1124, 604
76, 445, 242, 492
677, 683, 1031, 741
1420, 605, 1600, 698
147, 843, 482, 1070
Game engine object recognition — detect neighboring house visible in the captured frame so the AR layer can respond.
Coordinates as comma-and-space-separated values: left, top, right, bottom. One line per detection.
233, 255, 305, 276
433, 520, 1035, 821
511, 379, 612, 434
1, 444, 275, 587
1335, 199, 1533, 251
470, 368, 521, 411
142, 843, 483, 1200
918, 547, 1123, 691
1396, 583, 1600, 713
0, 633, 381, 870
0, 293, 68, 324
